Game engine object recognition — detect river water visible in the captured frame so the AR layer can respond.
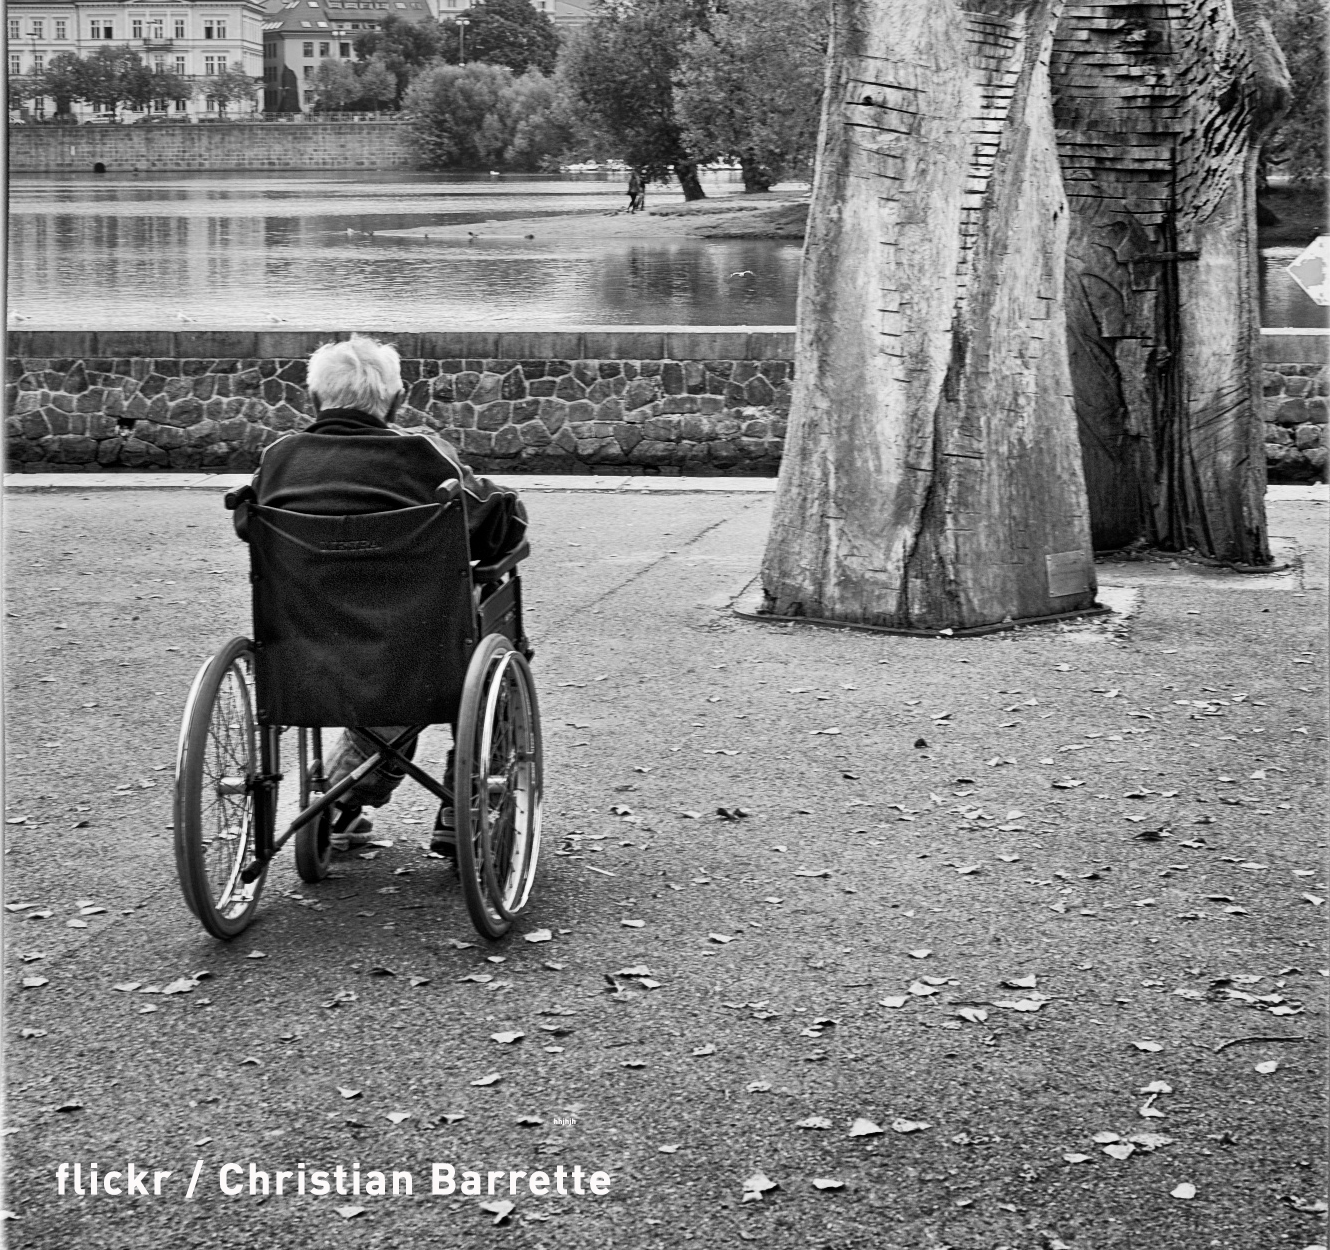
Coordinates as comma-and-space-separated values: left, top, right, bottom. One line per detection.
6, 170, 1322, 330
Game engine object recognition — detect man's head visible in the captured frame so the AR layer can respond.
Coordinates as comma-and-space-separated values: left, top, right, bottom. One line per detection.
307, 334, 403, 419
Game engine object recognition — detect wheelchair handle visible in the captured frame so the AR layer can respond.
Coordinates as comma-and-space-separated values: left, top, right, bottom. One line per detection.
224, 483, 258, 511
436, 479, 462, 508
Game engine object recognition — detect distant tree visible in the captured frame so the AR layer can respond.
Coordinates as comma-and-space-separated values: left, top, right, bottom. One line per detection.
207, 63, 259, 117
441, 0, 560, 75
354, 15, 448, 107
356, 54, 398, 112
675, 0, 825, 191
1266, 0, 1326, 182
559, 0, 711, 200
75, 45, 144, 116
8, 75, 33, 115
403, 61, 515, 168
150, 67, 196, 109
502, 69, 578, 169
308, 58, 362, 111
33, 51, 83, 115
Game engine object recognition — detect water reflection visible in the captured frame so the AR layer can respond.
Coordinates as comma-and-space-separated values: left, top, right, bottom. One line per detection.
7, 171, 1321, 329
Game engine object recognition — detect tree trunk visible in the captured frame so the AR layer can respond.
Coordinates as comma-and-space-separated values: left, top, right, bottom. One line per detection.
673, 161, 707, 201
740, 153, 774, 193
1052, 0, 1290, 562
761, 0, 1097, 630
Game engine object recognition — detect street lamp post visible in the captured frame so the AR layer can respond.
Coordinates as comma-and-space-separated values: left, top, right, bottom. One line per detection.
456, 17, 469, 65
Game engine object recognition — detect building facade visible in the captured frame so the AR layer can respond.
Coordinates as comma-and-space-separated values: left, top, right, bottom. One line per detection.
7, 0, 265, 120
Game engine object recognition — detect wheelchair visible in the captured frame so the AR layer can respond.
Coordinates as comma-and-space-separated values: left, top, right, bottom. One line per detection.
173, 479, 542, 942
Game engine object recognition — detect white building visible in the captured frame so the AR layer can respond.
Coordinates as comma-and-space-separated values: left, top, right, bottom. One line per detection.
7, 0, 264, 121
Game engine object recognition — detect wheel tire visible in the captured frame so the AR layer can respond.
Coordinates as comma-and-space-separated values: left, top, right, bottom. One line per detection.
293, 730, 333, 884
454, 635, 543, 940
174, 637, 269, 939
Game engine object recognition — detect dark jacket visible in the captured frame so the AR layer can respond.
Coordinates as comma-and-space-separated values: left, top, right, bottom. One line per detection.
242, 408, 527, 565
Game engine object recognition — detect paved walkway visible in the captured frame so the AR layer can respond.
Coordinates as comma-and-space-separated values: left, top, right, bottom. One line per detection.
3, 482, 1326, 1249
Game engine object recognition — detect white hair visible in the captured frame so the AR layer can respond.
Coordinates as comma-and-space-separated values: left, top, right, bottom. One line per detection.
306, 334, 403, 418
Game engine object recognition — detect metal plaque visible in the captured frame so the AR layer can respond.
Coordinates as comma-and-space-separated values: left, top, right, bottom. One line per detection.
1046, 550, 1090, 598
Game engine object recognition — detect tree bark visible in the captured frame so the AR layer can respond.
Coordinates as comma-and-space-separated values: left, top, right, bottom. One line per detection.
673, 161, 707, 200
761, 0, 1097, 630
1052, 0, 1290, 562
740, 153, 775, 193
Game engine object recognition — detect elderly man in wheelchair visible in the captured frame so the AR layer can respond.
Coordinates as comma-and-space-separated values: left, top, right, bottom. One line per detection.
173, 335, 543, 941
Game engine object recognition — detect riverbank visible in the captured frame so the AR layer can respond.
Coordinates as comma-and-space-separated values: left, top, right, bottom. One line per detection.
376, 189, 813, 244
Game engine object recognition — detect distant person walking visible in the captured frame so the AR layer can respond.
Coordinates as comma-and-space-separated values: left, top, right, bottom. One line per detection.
627, 168, 646, 213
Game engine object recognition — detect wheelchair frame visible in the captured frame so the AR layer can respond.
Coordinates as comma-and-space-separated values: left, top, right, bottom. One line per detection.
173, 480, 542, 942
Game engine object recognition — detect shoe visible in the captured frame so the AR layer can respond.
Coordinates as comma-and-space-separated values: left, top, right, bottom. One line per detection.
330, 805, 374, 853
430, 805, 457, 858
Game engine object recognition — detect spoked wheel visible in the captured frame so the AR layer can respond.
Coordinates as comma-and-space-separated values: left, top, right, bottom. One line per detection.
454, 634, 543, 940
174, 637, 270, 939
293, 727, 333, 883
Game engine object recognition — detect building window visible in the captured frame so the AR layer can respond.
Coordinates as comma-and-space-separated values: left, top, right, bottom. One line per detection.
206, 95, 217, 111
149, 20, 164, 38
175, 18, 186, 36
204, 20, 227, 39
176, 55, 187, 73
9, 54, 22, 78
302, 64, 312, 78
319, 41, 329, 55
92, 21, 114, 38
132, 19, 144, 36
175, 96, 188, 111
54, 18, 67, 38
153, 56, 165, 70
339, 41, 350, 56
32, 54, 44, 73
153, 96, 169, 112
7, 19, 19, 40
204, 55, 222, 74
303, 41, 314, 56
31, 19, 45, 37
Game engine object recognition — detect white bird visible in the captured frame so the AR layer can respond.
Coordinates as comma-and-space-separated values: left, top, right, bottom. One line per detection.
9, 309, 28, 322
175, 310, 198, 323
728, 270, 756, 278
264, 312, 288, 324
488, 170, 500, 177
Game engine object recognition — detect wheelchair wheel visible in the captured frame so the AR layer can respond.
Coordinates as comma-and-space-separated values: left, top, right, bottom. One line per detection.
454, 634, 543, 940
174, 637, 269, 940
293, 728, 334, 883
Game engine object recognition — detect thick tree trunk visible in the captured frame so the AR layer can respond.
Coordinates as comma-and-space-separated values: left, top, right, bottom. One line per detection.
761, 0, 1097, 630
673, 161, 707, 201
1052, 0, 1290, 562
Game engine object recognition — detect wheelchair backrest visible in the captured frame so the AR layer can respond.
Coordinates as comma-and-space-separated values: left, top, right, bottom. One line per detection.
239, 488, 474, 728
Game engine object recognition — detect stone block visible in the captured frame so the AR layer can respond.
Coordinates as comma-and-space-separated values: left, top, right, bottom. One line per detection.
270, 402, 305, 431
1284, 375, 1311, 398
168, 446, 204, 470
573, 361, 599, 388
511, 398, 541, 424
88, 413, 119, 439
501, 369, 526, 401
430, 376, 456, 403
201, 443, 231, 467
683, 361, 707, 394
680, 414, 712, 441
454, 371, 481, 401
742, 418, 770, 438
642, 417, 679, 442
744, 375, 775, 406
476, 401, 512, 432
67, 413, 88, 435
262, 377, 284, 404
709, 440, 741, 466
492, 426, 523, 457
660, 395, 700, 415
470, 373, 504, 406
49, 393, 75, 414
577, 436, 625, 464
1275, 398, 1308, 426
553, 373, 586, 402
629, 439, 676, 466
715, 416, 742, 438
1305, 446, 1327, 473
217, 417, 249, 442
586, 378, 614, 404
623, 378, 657, 411
616, 426, 643, 453
188, 419, 220, 445
552, 425, 577, 453
408, 379, 432, 410
596, 397, 624, 423
461, 429, 495, 455
518, 419, 552, 447
235, 369, 264, 397
1295, 423, 1322, 450
699, 396, 724, 415
121, 436, 169, 468
528, 378, 557, 398
20, 412, 49, 440
539, 401, 567, 433
1305, 397, 1328, 424
63, 361, 90, 394
46, 409, 70, 435
566, 399, 596, 424
139, 373, 167, 399
168, 397, 204, 426
453, 402, 476, 429
182, 359, 212, 378
212, 375, 232, 398
96, 437, 123, 465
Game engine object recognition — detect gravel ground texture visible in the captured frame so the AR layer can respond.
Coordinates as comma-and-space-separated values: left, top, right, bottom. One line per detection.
3, 486, 1327, 1250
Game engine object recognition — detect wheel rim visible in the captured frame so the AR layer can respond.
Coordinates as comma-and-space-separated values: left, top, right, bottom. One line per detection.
198, 657, 261, 920
475, 651, 541, 919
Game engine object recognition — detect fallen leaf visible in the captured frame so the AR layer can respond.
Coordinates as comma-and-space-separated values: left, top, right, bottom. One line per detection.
811, 1178, 845, 1191
908, 949, 933, 959
21, 977, 48, 989
1063, 1153, 1091, 1163
1103, 1143, 1136, 1160
797, 1117, 832, 1130
621, 919, 645, 928
523, 929, 553, 943
1002, 974, 1038, 989
1253, 1060, 1279, 1074
742, 1172, 779, 1195
386, 1112, 411, 1124
848, 1118, 884, 1137
891, 1119, 931, 1134
336, 1087, 362, 1100
691, 1043, 717, 1056
470, 1073, 503, 1086
1132, 1041, 1164, 1052
515, 1114, 543, 1126
879, 996, 909, 1009
708, 933, 735, 944
658, 1144, 680, 1153
1170, 1182, 1196, 1200
479, 1199, 515, 1224
490, 1031, 524, 1045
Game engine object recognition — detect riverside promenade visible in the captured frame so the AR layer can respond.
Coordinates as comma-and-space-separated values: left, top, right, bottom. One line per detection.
3, 475, 1326, 1249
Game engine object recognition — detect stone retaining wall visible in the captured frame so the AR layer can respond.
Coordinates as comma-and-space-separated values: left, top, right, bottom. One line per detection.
5, 329, 1324, 480
7, 121, 415, 173
4, 330, 794, 476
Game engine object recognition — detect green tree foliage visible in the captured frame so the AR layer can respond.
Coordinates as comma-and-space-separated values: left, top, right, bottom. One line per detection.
354, 15, 448, 107
1266, 0, 1326, 182
308, 58, 362, 111
75, 45, 145, 116
441, 0, 560, 75
9, 76, 33, 114
403, 62, 572, 170
207, 64, 259, 116
357, 55, 398, 111
674, 0, 825, 192
32, 51, 83, 115
559, 0, 712, 200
